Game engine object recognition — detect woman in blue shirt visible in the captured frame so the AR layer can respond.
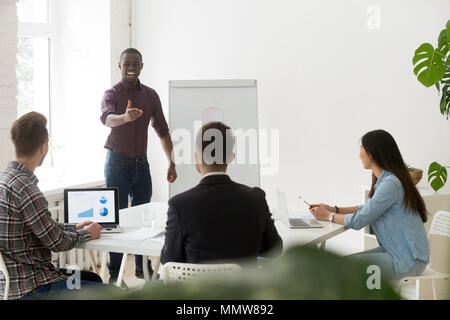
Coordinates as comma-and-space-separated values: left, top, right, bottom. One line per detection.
310, 129, 429, 280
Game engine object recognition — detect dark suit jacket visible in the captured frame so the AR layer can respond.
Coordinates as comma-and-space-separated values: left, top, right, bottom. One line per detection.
160, 174, 283, 265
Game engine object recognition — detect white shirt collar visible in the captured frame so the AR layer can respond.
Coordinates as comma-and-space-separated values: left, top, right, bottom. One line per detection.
202, 171, 228, 179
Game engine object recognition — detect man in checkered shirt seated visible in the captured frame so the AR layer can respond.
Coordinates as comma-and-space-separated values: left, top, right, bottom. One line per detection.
0, 112, 108, 299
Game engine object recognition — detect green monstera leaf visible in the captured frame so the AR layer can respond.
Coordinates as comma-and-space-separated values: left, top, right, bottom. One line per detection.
428, 162, 448, 191
437, 29, 449, 55
413, 43, 446, 87
441, 83, 450, 118
436, 20, 450, 118
447, 19, 450, 51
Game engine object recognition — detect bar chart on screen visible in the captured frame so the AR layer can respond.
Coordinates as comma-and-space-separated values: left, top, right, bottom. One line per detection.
77, 208, 94, 218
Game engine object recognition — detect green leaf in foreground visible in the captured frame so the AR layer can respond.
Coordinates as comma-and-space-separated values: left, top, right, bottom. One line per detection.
413, 43, 445, 87
70, 245, 400, 300
428, 162, 448, 191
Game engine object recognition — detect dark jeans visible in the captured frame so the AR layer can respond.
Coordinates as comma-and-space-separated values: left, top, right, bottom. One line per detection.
20, 269, 106, 300
104, 151, 153, 278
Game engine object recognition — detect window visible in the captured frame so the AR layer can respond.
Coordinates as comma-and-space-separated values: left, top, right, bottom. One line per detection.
16, 0, 110, 186
17, 0, 53, 165
17, 0, 49, 23
16, 37, 51, 121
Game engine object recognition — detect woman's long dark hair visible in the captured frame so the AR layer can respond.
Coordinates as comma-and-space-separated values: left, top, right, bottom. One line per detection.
362, 130, 427, 223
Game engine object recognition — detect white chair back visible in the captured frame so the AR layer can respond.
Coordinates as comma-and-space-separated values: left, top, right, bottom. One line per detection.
429, 211, 450, 238
161, 262, 242, 284
0, 251, 10, 300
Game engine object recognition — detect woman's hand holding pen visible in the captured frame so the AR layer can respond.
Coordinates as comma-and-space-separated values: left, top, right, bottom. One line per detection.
309, 203, 335, 212
299, 196, 337, 221
309, 203, 334, 221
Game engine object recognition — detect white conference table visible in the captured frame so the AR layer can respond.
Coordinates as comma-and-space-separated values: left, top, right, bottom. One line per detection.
76, 202, 347, 287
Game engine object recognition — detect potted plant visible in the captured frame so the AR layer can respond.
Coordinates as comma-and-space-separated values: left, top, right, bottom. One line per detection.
412, 19, 450, 191
407, 165, 423, 185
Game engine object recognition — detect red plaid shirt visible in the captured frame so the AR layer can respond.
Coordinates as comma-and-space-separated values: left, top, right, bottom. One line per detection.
0, 161, 91, 299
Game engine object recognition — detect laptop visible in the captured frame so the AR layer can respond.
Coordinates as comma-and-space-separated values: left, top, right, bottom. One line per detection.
64, 188, 122, 233
276, 189, 323, 229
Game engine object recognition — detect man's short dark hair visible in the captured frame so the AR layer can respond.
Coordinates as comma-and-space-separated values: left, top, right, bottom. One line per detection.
120, 48, 143, 62
11, 112, 49, 157
195, 122, 235, 170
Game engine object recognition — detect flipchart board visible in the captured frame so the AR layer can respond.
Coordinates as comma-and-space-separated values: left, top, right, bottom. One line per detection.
168, 79, 260, 198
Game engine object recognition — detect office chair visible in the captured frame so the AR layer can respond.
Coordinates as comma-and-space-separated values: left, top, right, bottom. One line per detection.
397, 210, 450, 299
0, 250, 10, 300
160, 262, 242, 284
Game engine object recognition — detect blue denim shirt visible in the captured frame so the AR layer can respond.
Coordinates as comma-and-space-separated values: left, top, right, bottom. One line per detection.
344, 171, 430, 274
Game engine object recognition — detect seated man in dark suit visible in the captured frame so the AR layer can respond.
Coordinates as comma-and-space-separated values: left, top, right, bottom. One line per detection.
160, 121, 282, 265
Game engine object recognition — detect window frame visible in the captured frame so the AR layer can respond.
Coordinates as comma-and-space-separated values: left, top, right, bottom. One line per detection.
17, 0, 55, 140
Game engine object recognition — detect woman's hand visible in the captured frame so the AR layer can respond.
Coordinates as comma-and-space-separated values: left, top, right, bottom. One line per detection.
309, 203, 335, 213
310, 206, 332, 221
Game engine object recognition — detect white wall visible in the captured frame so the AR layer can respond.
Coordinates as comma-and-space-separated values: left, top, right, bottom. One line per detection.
133, 0, 450, 254
0, 0, 17, 170
110, 0, 131, 85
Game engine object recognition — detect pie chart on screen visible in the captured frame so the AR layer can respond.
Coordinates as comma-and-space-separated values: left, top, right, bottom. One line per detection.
99, 207, 108, 217
99, 196, 107, 204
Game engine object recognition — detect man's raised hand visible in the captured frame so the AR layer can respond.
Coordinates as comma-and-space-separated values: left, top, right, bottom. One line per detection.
124, 99, 143, 122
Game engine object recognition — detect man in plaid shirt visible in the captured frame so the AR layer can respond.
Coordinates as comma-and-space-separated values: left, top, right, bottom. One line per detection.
0, 112, 105, 299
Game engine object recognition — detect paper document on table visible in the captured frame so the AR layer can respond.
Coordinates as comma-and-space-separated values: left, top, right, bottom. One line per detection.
109, 227, 165, 241
148, 236, 165, 244
291, 212, 316, 220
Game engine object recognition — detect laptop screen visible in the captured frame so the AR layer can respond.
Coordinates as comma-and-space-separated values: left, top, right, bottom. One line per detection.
276, 189, 290, 226
64, 188, 119, 225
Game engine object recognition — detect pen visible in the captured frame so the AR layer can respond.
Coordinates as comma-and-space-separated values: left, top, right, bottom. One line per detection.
298, 196, 312, 208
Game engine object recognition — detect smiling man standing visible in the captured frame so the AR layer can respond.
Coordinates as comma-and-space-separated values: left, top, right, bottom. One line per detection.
100, 48, 177, 285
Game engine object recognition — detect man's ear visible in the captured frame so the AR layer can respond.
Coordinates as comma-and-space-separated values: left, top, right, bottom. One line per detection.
194, 152, 202, 175
41, 141, 48, 154
118, 62, 122, 69
194, 151, 201, 165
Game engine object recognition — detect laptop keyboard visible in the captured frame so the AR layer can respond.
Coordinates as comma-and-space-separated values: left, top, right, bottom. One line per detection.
289, 218, 309, 227
102, 224, 117, 228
